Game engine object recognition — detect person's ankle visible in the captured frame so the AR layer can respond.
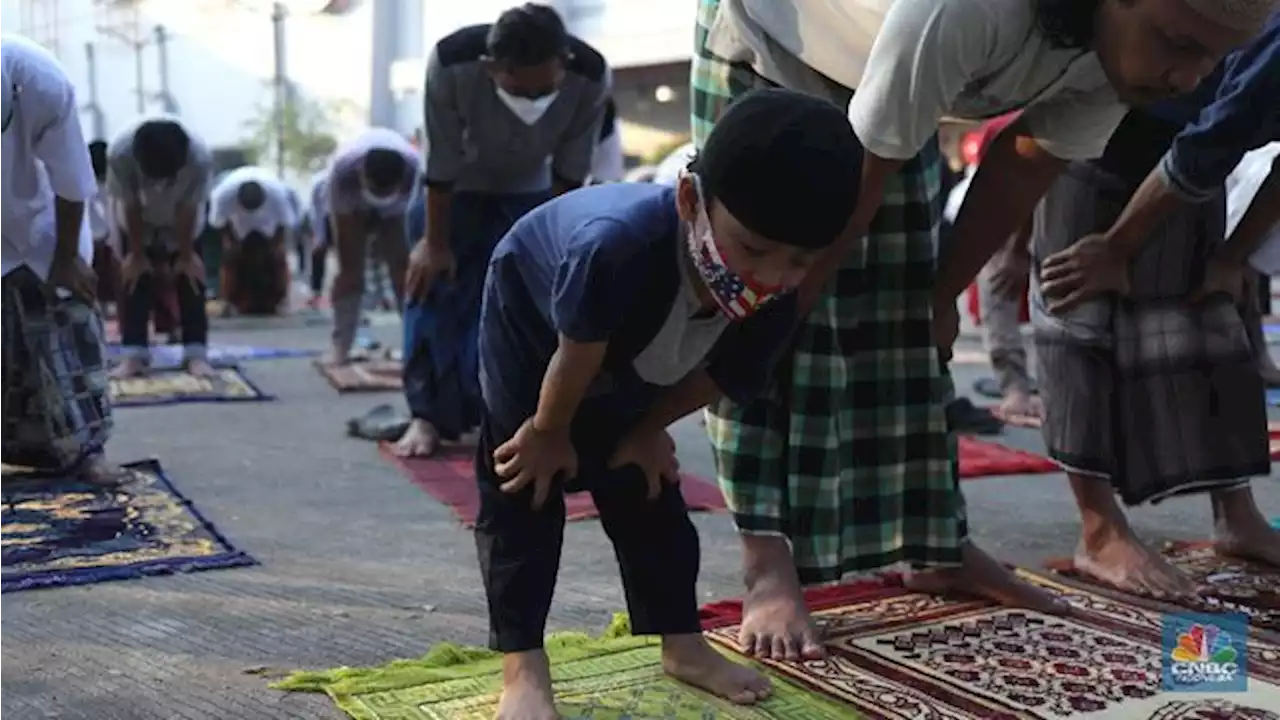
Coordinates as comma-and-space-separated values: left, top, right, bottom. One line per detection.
501, 649, 551, 682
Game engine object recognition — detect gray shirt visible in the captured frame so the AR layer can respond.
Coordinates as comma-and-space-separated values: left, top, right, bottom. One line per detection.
106, 115, 214, 229
423, 24, 612, 194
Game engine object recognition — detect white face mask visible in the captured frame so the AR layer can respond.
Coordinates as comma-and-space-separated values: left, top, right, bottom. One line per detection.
495, 87, 558, 126
362, 187, 398, 209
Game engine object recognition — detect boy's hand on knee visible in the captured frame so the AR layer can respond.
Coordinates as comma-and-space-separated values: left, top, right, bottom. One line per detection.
494, 419, 578, 511
608, 429, 680, 501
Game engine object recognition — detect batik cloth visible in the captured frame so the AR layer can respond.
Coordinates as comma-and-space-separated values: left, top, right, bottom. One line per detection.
1032, 162, 1269, 505
1, 267, 113, 472
694, 0, 964, 584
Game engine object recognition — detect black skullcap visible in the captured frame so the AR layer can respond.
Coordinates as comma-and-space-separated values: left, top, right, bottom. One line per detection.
695, 88, 862, 248
236, 180, 267, 211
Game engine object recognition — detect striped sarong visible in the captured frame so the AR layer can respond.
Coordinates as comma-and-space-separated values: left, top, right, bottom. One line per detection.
693, 0, 965, 584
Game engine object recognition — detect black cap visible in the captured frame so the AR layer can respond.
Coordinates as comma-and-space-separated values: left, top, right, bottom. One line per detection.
236, 180, 267, 211
695, 88, 862, 248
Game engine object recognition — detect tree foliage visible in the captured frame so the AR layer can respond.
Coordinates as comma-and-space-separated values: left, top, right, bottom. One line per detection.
241, 85, 339, 176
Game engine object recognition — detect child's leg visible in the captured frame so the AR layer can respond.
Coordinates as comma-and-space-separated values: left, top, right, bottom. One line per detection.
589, 468, 772, 705
473, 421, 567, 717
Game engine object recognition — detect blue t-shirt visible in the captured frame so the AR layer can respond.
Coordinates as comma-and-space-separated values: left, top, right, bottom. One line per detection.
1161, 11, 1280, 201
477, 183, 797, 435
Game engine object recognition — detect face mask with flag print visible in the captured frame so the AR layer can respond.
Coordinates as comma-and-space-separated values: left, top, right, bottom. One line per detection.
687, 174, 783, 320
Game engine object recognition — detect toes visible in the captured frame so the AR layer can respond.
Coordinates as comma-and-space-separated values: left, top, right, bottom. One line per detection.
771, 636, 789, 661
800, 635, 826, 660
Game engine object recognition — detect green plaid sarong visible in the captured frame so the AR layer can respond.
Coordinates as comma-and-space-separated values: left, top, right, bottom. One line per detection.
693, 0, 966, 584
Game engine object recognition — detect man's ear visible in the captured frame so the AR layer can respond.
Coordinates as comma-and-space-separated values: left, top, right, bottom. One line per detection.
675, 175, 698, 224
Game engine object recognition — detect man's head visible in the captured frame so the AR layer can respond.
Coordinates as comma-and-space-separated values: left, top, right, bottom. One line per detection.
360, 148, 407, 206
484, 4, 569, 101
88, 140, 109, 182
131, 119, 190, 180
676, 88, 863, 307
236, 180, 267, 212
1068, 0, 1276, 104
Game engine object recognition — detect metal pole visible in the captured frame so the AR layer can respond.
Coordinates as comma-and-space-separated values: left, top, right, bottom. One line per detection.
272, 2, 288, 177
84, 42, 107, 139
153, 25, 179, 114
134, 41, 146, 114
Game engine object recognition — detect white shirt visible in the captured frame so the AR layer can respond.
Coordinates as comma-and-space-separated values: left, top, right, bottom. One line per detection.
1227, 142, 1280, 275
653, 143, 696, 188
1, 34, 96, 281
207, 166, 297, 240
709, 0, 1127, 162
589, 130, 626, 183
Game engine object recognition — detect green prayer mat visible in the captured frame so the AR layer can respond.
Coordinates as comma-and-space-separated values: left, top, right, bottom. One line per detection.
274, 615, 853, 719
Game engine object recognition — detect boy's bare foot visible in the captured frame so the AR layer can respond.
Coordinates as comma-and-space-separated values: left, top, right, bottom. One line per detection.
322, 347, 351, 367
907, 542, 1070, 614
496, 650, 559, 720
737, 536, 824, 661
110, 357, 148, 379
661, 633, 772, 705
1073, 525, 1197, 598
993, 388, 1043, 429
391, 418, 439, 458
185, 358, 219, 378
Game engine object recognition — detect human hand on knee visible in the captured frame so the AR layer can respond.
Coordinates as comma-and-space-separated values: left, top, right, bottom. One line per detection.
608, 428, 680, 501
493, 418, 578, 511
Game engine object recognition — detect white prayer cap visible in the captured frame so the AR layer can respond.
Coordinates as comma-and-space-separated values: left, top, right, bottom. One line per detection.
1183, 0, 1277, 31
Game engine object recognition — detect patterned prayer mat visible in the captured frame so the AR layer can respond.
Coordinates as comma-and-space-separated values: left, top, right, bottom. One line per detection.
273, 615, 852, 719
1046, 540, 1280, 634
109, 366, 271, 407
315, 358, 403, 393
2, 459, 256, 592
703, 571, 1280, 719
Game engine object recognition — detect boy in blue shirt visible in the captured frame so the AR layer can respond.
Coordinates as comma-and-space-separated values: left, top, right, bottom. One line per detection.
474, 88, 864, 715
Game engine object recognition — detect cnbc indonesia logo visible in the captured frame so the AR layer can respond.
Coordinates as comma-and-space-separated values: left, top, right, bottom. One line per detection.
1168, 622, 1240, 686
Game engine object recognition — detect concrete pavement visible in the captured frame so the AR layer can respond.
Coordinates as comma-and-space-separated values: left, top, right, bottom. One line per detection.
3, 318, 1277, 719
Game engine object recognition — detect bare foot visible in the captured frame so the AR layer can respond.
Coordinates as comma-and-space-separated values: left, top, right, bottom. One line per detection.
496, 650, 559, 720
738, 537, 824, 661
322, 346, 351, 367
1214, 492, 1280, 568
661, 633, 772, 704
993, 388, 1043, 429
1074, 526, 1198, 598
77, 454, 132, 487
185, 358, 219, 378
391, 418, 439, 458
907, 542, 1070, 614
110, 357, 148, 379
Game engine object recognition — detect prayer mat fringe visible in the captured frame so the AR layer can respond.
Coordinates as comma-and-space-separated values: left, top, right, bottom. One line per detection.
272, 614, 646, 698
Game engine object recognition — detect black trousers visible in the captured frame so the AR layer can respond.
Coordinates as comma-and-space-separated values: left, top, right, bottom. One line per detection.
120, 243, 208, 353
473, 411, 703, 653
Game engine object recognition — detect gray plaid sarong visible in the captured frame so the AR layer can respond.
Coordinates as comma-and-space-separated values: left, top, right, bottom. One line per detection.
693, 0, 964, 585
2, 267, 114, 472
1032, 162, 1269, 505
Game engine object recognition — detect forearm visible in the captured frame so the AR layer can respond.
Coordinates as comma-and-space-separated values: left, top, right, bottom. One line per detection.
1101, 168, 1186, 261
424, 186, 453, 252
628, 369, 720, 438
804, 153, 904, 288
52, 197, 86, 269
936, 133, 1064, 299
175, 205, 198, 255
531, 336, 608, 432
126, 203, 146, 255
1222, 160, 1280, 265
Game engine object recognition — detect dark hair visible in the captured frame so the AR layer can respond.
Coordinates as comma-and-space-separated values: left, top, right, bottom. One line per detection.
236, 180, 267, 211
487, 3, 569, 67
88, 140, 109, 181
1034, 0, 1102, 49
362, 148, 407, 192
132, 119, 190, 179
